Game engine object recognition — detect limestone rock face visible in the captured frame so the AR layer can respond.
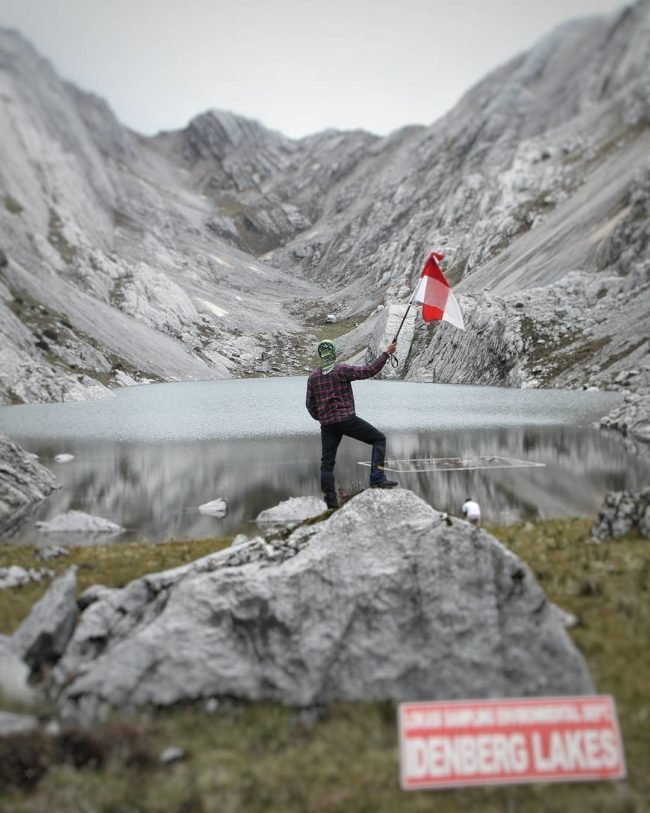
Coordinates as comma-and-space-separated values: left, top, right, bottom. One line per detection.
0, 31, 321, 404
0, 434, 57, 534
50, 489, 592, 723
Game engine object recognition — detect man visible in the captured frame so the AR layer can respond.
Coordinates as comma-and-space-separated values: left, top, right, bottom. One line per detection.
306, 339, 398, 509
462, 497, 481, 526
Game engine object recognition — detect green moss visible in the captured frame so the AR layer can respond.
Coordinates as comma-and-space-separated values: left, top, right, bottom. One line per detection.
47, 209, 78, 265
112, 207, 142, 232
315, 316, 362, 341
4, 194, 24, 215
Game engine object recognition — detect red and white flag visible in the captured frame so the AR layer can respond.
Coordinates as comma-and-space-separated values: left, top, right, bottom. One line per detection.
413, 252, 465, 330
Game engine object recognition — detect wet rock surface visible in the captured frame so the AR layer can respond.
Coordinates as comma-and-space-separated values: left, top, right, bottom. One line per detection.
0, 434, 57, 535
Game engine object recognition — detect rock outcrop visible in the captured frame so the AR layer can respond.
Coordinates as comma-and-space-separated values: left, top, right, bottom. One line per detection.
591, 487, 650, 540
49, 489, 593, 723
0, 434, 57, 534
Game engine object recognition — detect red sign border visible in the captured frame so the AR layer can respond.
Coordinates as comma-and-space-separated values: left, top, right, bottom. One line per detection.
399, 695, 626, 791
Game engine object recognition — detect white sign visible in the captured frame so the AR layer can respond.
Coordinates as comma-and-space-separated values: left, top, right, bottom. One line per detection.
399, 695, 626, 790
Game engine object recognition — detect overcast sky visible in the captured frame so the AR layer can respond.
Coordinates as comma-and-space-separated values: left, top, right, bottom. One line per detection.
0, 0, 628, 139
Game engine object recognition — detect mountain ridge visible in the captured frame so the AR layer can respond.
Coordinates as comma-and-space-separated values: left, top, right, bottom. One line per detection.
0, 2, 648, 438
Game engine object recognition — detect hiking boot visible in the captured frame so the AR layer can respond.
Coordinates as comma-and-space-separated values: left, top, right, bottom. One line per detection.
371, 479, 398, 489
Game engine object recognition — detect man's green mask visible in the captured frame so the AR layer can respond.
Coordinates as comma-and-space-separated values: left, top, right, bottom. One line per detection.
317, 340, 337, 375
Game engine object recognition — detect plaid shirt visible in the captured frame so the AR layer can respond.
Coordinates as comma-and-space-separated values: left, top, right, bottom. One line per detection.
305, 353, 389, 425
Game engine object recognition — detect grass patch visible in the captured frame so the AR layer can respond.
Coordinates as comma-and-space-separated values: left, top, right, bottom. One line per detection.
487, 517, 649, 807
598, 337, 649, 374
0, 519, 647, 811
0, 537, 231, 634
315, 317, 363, 342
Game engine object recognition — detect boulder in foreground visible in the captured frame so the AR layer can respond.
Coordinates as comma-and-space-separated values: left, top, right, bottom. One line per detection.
50, 489, 593, 722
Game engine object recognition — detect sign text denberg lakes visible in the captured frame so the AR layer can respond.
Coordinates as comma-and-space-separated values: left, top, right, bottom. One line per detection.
399, 696, 625, 790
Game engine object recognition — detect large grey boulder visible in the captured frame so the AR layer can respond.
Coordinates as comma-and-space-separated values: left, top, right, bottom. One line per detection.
11, 566, 78, 672
51, 489, 592, 723
0, 435, 57, 535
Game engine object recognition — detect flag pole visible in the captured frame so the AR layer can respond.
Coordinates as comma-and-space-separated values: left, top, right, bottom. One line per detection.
392, 302, 413, 343
392, 279, 420, 343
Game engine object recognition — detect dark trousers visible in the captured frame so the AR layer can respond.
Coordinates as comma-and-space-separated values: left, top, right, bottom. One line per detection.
320, 415, 387, 507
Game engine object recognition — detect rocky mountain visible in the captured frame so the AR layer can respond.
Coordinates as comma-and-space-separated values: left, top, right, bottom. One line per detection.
0, 1, 648, 434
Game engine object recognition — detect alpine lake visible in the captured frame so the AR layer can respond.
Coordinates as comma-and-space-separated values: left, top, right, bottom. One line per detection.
1, 376, 648, 546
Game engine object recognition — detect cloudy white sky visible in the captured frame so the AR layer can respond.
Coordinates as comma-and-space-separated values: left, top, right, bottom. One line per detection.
0, 0, 628, 138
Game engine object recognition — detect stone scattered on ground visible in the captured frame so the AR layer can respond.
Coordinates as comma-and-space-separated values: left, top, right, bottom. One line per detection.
159, 746, 186, 764
0, 565, 54, 590
35, 546, 70, 560
36, 511, 124, 534
198, 498, 228, 517
54, 453, 75, 463
591, 487, 650, 541
255, 495, 326, 532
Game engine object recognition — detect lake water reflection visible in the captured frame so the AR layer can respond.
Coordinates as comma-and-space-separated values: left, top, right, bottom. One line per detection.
1, 378, 647, 544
